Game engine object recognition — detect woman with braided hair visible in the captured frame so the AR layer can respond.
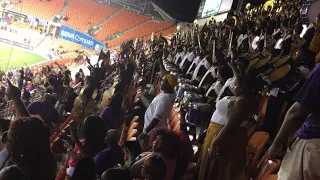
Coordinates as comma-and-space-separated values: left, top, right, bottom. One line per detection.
1, 117, 56, 180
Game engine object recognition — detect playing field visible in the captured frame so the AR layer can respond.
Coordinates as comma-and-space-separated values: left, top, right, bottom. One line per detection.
0, 44, 46, 72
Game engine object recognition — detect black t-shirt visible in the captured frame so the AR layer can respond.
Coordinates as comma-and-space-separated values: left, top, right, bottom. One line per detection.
65, 92, 78, 112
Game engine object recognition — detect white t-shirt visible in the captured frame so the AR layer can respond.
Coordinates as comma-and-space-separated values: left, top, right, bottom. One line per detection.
144, 92, 176, 132
215, 78, 235, 102
206, 80, 223, 97
186, 56, 201, 74
174, 52, 185, 65
198, 66, 218, 88
179, 52, 196, 69
192, 58, 211, 80
179, 52, 190, 69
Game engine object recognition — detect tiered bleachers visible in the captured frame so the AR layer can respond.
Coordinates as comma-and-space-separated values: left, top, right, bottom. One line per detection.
62, 0, 118, 32
107, 21, 174, 47
10, 0, 65, 20
94, 10, 150, 41
84, 6, 118, 29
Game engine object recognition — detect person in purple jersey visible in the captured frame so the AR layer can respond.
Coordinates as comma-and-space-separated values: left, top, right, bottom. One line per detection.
263, 50, 320, 180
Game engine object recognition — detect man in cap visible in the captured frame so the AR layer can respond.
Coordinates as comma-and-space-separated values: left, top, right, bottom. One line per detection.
143, 73, 177, 134
142, 58, 177, 135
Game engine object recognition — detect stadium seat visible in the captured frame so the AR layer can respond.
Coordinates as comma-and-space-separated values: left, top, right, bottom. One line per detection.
56, 161, 69, 180
130, 116, 139, 127
173, 120, 181, 132
169, 113, 181, 130
94, 10, 150, 41
262, 174, 278, 180
126, 129, 138, 141
107, 21, 175, 47
255, 159, 281, 180
128, 122, 139, 134
11, 0, 65, 20
257, 95, 269, 128
246, 131, 270, 174
62, 0, 118, 32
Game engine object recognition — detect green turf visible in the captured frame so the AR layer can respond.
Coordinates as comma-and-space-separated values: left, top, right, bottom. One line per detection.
0, 44, 47, 72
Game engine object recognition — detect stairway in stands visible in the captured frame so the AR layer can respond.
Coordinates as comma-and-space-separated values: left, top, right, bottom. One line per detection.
89, 10, 120, 34
119, 20, 151, 37
97, 10, 120, 29
55, 0, 73, 19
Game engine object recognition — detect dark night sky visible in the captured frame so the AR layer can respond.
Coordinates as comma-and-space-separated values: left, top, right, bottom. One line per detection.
152, 0, 266, 22
152, 0, 202, 22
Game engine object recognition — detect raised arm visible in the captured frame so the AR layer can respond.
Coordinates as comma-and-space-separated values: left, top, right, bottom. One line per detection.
156, 58, 168, 78
54, 61, 63, 71
6, 79, 30, 118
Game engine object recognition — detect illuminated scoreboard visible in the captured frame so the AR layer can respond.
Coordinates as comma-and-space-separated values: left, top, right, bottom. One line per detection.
197, 0, 234, 18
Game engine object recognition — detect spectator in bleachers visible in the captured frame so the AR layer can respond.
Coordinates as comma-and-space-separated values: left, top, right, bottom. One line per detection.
63, 115, 106, 179
206, 65, 233, 101
140, 58, 177, 137
114, 71, 127, 94
130, 128, 181, 180
17, 71, 23, 90
197, 62, 258, 180
215, 56, 249, 102
141, 154, 167, 180
27, 93, 60, 132
100, 93, 125, 131
0, 119, 11, 169
114, 63, 135, 95
47, 77, 60, 94
264, 50, 320, 180
173, 131, 193, 180
78, 69, 85, 86
1, 117, 56, 180
0, 166, 27, 180
58, 87, 77, 118
21, 89, 31, 107
94, 129, 124, 176
25, 81, 34, 92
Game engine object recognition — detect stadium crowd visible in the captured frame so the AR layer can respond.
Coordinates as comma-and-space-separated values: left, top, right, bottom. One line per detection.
0, 0, 320, 180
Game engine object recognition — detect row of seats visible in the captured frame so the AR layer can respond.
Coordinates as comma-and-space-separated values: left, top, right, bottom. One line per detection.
62, 0, 118, 32
11, 0, 65, 20
94, 10, 150, 41
9, 0, 175, 47
107, 21, 175, 47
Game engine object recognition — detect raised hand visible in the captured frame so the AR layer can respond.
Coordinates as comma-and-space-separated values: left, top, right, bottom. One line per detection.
6, 79, 21, 100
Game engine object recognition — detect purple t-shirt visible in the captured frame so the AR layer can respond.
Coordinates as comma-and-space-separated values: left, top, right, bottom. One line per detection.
296, 63, 320, 139
27, 102, 60, 125
93, 145, 124, 175
100, 107, 125, 129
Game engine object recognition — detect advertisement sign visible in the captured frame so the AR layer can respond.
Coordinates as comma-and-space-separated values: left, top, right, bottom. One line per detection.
3, 9, 28, 19
0, 38, 33, 50
58, 25, 104, 51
